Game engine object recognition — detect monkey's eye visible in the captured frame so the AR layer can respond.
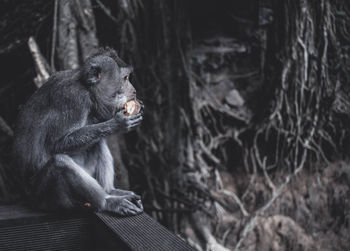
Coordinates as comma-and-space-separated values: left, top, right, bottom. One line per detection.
123, 75, 129, 81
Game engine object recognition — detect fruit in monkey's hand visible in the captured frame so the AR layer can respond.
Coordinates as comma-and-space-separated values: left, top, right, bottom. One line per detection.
84, 202, 91, 207
124, 100, 141, 116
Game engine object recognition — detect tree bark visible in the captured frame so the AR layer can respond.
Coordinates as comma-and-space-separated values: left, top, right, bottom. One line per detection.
57, 0, 79, 70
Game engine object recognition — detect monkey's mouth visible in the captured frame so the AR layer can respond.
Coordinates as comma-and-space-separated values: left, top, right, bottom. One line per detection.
115, 99, 134, 114
115, 96, 142, 115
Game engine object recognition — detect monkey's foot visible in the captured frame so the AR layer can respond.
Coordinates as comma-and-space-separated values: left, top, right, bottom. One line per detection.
110, 189, 143, 211
104, 195, 143, 216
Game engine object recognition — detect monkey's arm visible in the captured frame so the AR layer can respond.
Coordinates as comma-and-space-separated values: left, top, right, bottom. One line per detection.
53, 121, 114, 153
53, 112, 142, 154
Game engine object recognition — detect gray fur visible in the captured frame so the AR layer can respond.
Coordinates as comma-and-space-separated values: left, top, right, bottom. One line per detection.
13, 48, 143, 216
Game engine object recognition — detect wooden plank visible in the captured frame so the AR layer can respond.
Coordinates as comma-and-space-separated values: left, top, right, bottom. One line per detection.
0, 204, 94, 251
0, 204, 194, 251
95, 212, 195, 251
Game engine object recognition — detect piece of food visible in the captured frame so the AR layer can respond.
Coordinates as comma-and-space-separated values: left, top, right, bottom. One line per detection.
124, 99, 141, 115
84, 202, 91, 207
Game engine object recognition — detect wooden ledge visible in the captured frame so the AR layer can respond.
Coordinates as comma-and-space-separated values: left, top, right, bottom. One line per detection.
0, 204, 194, 251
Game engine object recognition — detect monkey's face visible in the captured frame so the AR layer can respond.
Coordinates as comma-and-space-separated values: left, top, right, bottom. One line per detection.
83, 55, 137, 121
112, 66, 136, 111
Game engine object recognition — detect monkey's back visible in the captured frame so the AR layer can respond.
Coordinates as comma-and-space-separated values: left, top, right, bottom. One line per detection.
13, 70, 90, 177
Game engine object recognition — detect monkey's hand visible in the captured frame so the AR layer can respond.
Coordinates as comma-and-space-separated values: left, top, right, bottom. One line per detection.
104, 195, 143, 216
113, 109, 143, 133
137, 99, 145, 113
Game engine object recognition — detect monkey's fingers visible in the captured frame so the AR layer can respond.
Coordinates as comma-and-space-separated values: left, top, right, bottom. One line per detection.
128, 195, 143, 209
118, 206, 139, 216
116, 109, 125, 115
132, 194, 141, 200
123, 193, 141, 202
137, 99, 145, 111
122, 199, 143, 214
126, 116, 143, 130
128, 112, 142, 120
130, 114, 143, 123
136, 199, 143, 210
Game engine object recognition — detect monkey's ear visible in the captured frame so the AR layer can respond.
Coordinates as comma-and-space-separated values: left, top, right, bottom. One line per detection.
84, 63, 102, 86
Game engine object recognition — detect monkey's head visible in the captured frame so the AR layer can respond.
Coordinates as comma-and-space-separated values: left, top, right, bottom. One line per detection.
81, 49, 137, 121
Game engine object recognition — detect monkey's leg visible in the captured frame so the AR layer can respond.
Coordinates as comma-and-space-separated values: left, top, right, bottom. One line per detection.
31, 154, 142, 215
94, 140, 143, 210
110, 189, 136, 196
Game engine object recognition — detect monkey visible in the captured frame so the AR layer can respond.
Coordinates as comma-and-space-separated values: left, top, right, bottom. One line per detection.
12, 48, 144, 216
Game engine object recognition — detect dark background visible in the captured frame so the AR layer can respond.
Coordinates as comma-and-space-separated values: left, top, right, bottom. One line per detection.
1, 0, 350, 250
